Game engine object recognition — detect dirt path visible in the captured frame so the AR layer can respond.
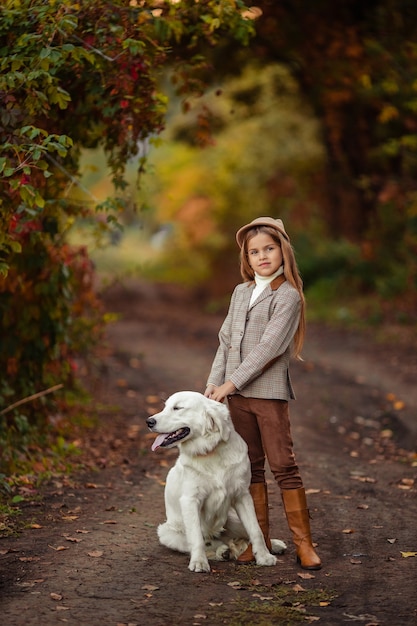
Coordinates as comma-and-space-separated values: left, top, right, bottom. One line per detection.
1, 280, 416, 626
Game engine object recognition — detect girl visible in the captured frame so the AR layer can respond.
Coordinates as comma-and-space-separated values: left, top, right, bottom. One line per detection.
204, 216, 321, 570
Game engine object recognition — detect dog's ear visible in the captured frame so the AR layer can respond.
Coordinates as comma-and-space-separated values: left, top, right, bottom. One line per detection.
204, 398, 232, 442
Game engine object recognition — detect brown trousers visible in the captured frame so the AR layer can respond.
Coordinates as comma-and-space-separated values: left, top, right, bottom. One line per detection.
227, 394, 302, 490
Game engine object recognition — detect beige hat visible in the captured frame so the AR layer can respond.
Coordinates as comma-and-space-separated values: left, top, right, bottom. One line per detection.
235, 216, 289, 248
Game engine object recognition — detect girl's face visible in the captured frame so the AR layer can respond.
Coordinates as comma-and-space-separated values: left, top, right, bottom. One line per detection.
247, 232, 283, 277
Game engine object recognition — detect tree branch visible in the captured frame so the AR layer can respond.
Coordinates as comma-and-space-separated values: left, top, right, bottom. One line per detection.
0, 384, 64, 416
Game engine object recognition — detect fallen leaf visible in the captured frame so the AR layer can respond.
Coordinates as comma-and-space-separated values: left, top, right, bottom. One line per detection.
350, 476, 376, 483
209, 602, 223, 607
342, 528, 355, 534
260, 579, 283, 587
87, 550, 103, 558
145, 472, 160, 480
146, 395, 160, 403
387, 538, 397, 544
101, 520, 117, 525
48, 545, 68, 551
292, 584, 305, 592
61, 515, 79, 521
393, 400, 405, 410
50, 593, 63, 601
350, 559, 362, 564
298, 572, 315, 579
305, 488, 321, 495
381, 429, 393, 439
400, 478, 414, 487
193, 614, 207, 619
63, 536, 82, 543
319, 601, 331, 606
141, 584, 159, 591
30, 523, 42, 529
76, 529, 90, 534
55, 605, 70, 611
357, 504, 369, 510
84, 483, 98, 489
228, 581, 244, 589
19, 556, 40, 562
400, 551, 417, 558
252, 593, 273, 600
17, 579, 45, 587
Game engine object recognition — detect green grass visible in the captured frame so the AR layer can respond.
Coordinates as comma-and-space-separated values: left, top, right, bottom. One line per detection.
209, 571, 336, 625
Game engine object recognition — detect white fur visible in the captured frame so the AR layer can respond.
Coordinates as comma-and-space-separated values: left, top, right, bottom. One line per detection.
147, 391, 286, 573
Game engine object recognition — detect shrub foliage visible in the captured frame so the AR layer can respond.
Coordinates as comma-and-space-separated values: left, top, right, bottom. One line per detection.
0, 0, 253, 474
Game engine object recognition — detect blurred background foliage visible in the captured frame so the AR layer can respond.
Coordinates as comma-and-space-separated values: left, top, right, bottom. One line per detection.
74, 63, 326, 294
1, 0, 417, 480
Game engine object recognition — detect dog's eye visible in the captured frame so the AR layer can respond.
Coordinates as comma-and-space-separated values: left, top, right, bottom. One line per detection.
173, 406, 182, 411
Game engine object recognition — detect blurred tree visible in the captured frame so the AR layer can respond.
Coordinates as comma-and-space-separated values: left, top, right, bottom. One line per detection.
249, 1, 417, 273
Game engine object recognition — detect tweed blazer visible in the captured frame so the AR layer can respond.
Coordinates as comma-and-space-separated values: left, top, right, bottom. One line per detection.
207, 275, 301, 400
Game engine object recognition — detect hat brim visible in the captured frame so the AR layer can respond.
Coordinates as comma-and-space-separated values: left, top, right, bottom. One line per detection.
236, 218, 289, 248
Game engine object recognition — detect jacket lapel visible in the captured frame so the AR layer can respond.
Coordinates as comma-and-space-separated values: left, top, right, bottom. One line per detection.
248, 274, 286, 310
242, 283, 254, 309
270, 274, 286, 291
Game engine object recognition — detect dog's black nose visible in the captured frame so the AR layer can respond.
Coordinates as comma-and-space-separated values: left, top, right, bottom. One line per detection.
146, 417, 156, 428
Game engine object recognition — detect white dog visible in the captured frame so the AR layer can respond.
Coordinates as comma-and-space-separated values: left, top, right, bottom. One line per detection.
146, 391, 286, 573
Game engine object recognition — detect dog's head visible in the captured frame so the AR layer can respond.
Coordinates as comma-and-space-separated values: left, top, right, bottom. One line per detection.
146, 391, 232, 455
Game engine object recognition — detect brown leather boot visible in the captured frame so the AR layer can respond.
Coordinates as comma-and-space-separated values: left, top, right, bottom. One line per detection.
238, 482, 272, 563
281, 488, 322, 570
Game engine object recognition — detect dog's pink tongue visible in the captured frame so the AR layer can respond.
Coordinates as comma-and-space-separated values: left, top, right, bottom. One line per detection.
151, 434, 168, 451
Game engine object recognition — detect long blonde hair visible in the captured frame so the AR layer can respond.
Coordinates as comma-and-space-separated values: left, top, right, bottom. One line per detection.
239, 225, 306, 359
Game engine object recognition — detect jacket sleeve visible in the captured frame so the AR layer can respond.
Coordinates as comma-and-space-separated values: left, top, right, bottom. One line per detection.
206, 287, 237, 387
230, 288, 301, 391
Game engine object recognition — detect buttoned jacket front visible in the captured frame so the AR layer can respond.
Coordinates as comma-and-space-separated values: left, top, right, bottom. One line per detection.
207, 276, 301, 400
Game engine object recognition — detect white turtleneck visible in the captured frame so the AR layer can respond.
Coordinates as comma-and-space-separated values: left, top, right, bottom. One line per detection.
249, 265, 284, 306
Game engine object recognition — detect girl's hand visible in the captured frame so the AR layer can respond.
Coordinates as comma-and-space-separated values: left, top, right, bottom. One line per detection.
204, 385, 216, 398
209, 381, 236, 403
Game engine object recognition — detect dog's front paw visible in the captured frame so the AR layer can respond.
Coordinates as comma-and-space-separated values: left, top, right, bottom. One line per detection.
271, 539, 287, 555
189, 556, 211, 573
255, 552, 277, 567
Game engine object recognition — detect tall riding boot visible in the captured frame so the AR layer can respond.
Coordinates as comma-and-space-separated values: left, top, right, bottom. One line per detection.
281, 488, 322, 570
238, 483, 272, 563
